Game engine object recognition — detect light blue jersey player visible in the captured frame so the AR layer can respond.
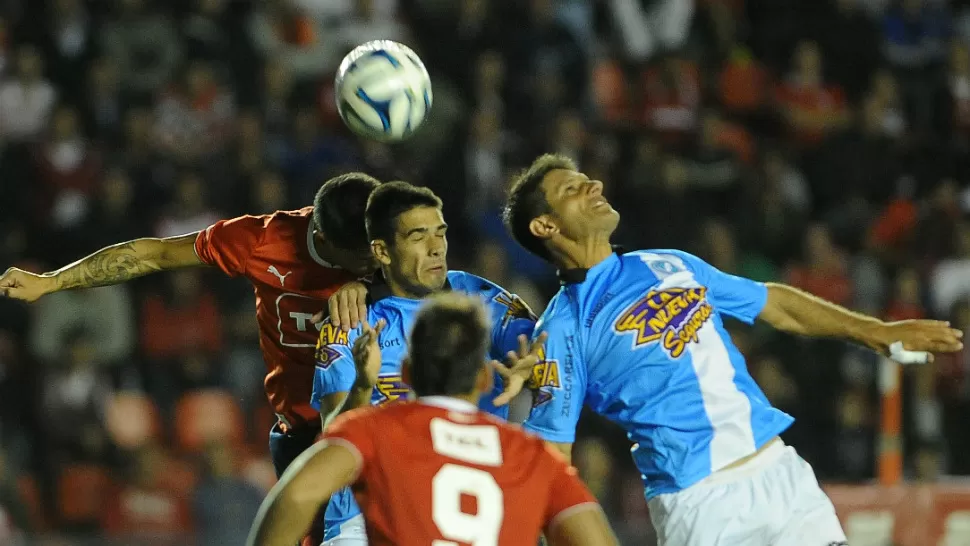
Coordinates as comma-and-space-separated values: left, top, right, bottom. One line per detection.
312, 182, 538, 546
502, 154, 963, 546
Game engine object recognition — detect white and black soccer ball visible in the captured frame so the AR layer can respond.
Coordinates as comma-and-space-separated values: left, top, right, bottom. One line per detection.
334, 40, 433, 142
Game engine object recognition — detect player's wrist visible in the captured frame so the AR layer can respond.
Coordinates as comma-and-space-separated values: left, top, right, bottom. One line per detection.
351, 380, 374, 394
345, 384, 372, 411
39, 273, 60, 294
861, 320, 893, 353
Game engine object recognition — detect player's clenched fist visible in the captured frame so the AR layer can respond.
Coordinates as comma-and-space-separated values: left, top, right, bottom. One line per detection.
351, 319, 386, 389
0, 267, 55, 303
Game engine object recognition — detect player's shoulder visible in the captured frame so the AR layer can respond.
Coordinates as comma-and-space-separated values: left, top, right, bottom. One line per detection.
535, 290, 573, 331
260, 207, 315, 234
446, 270, 505, 296
209, 207, 312, 248
218, 207, 311, 229
621, 249, 701, 278
450, 271, 537, 324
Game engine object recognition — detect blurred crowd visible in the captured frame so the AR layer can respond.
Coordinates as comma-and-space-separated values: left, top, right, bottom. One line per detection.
3, 0, 970, 543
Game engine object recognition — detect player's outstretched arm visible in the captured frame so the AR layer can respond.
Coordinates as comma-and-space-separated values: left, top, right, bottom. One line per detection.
546, 507, 619, 546
759, 283, 963, 362
0, 233, 203, 302
247, 440, 359, 546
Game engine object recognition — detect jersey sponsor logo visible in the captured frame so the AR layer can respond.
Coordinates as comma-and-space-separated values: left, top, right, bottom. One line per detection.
493, 291, 537, 325
275, 293, 326, 348
267, 265, 292, 286
527, 346, 561, 408
374, 374, 411, 405
614, 287, 714, 358
314, 320, 349, 368
641, 255, 686, 278
380, 337, 401, 349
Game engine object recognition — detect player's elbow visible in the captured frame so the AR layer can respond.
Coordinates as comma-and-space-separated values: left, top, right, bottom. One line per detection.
758, 283, 809, 335
155, 233, 204, 269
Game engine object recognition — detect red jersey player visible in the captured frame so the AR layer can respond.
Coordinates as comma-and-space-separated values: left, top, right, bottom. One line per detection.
0, 172, 380, 479
247, 292, 619, 546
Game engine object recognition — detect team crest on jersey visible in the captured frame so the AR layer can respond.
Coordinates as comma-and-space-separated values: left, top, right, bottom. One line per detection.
614, 287, 714, 358
374, 374, 412, 405
493, 291, 537, 325
314, 320, 349, 369
527, 346, 561, 408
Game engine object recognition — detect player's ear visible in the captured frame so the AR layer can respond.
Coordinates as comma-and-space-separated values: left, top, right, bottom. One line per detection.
401, 356, 412, 386
528, 215, 558, 241
371, 239, 391, 266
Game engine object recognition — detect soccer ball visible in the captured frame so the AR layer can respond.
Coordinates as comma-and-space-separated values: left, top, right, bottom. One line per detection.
335, 40, 433, 142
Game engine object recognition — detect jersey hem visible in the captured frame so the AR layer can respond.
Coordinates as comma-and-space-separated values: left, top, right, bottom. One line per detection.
523, 425, 575, 444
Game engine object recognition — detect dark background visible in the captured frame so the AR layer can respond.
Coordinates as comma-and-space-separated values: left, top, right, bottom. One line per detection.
1, 0, 969, 543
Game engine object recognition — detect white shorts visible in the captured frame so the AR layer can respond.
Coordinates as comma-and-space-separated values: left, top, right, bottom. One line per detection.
648, 440, 847, 546
321, 515, 367, 546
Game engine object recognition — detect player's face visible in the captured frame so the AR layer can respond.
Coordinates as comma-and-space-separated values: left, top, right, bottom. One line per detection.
380, 206, 448, 297
539, 168, 619, 240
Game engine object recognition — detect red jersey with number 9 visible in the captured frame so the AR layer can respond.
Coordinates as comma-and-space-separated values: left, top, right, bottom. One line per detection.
324, 397, 598, 546
194, 207, 362, 430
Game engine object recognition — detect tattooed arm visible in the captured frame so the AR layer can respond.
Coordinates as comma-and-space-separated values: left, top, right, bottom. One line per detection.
0, 233, 203, 302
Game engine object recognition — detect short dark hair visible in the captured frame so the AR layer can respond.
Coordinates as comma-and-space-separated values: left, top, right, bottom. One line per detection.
503, 153, 577, 262
313, 172, 382, 250
365, 181, 442, 244
408, 293, 490, 397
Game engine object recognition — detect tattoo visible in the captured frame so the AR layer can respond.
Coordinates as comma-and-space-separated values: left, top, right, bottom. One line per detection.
56, 243, 162, 290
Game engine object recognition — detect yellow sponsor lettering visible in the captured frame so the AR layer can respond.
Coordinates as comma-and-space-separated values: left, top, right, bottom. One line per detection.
647, 315, 667, 335
527, 348, 561, 390
542, 360, 561, 388
664, 296, 683, 317
319, 322, 349, 347
662, 328, 685, 358
660, 303, 713, 358
614, 288, 712, 352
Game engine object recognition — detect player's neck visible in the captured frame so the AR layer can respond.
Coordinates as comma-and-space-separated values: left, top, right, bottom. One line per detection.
555, 237, 614, 271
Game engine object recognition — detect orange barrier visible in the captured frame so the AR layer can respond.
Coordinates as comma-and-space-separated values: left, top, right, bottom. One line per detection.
825, 483, 970, 545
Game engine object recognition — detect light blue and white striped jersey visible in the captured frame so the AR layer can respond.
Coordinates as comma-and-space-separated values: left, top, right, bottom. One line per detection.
522, 249, 794, 499
311, 271, 536, 539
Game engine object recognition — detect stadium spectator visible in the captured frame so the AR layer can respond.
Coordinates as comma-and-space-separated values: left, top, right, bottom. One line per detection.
3, 1, 970, 542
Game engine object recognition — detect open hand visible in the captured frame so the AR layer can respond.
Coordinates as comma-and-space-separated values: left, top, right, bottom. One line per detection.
877, 319, 963, 364
352, 319, 386, 389
0, 267, 54, 303
313, 281, 369, 332
491, 332, 548, 407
